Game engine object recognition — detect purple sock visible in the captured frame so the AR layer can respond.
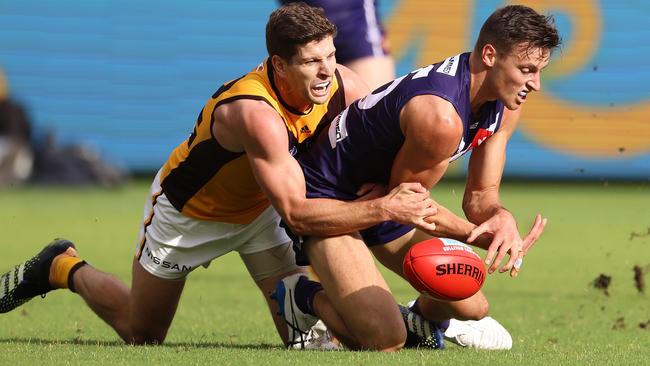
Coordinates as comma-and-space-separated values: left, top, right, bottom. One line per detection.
294, 277, 323, 316
410, 299, 450, 332
437, 319, 450, 332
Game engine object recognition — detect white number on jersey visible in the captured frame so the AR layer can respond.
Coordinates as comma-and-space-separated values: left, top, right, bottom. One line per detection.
357, 65, 435, 110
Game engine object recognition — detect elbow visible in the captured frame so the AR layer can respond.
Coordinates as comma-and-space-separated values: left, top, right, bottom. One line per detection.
286, 220, 309, 236
282, 209, 310, 236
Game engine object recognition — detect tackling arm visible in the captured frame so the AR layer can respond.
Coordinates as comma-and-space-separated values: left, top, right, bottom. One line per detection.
221, 99, 436, 237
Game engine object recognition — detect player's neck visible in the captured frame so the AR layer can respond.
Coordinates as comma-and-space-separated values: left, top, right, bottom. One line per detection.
468, 53, 494, 115
273, 74, 313, 114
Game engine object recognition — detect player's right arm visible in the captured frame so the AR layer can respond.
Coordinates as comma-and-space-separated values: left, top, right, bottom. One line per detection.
214, 99, 437, 236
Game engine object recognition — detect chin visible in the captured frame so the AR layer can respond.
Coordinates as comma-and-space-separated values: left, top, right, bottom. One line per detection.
310, 95, 329, 105
505, 102, 522, 111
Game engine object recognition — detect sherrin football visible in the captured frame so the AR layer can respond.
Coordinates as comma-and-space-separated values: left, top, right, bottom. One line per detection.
403, 237, 486, 301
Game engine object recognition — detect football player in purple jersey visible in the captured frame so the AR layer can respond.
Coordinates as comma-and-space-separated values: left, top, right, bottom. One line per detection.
269, 5, 560, 351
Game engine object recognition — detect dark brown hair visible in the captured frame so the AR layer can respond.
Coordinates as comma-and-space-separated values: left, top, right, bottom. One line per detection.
475, 5, 561, 56
266, 2, 337, 61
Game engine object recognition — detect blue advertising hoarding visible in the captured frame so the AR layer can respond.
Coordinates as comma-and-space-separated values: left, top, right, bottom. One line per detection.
0, 0, 648, 178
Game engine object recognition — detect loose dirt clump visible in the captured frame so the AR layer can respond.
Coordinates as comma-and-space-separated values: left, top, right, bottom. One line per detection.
612, 317, 626, 330
633, 265, 647, 293
629, 227, 650, 240
592, 274, 612, 296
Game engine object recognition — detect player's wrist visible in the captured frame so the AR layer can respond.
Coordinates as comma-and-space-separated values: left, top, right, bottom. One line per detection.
491, 206, 511, 218
374, 195, 395, 222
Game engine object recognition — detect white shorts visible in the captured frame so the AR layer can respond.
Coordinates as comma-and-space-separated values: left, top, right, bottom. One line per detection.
135, 171, 295, 280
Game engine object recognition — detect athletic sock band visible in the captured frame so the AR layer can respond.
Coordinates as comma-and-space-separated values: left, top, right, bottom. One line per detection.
50, 255, 86, 291
67, 261, 88, 293
409, 298, 450, 332
294, 277, 323, 316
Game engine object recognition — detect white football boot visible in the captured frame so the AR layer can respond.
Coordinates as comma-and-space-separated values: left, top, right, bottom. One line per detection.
297, 320, 340, 350
272, 274, 340, 350
407, 300, 512, 350
443, 317, 513, 350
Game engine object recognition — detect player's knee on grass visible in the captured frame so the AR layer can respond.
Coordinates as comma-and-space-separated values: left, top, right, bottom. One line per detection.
129, 326, 168, 345
342, 289, 407, 351
368, 326, 406, 351
354, 316, 406, 351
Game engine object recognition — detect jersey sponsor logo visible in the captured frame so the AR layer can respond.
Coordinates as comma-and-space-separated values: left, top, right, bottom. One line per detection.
328, 109, 349, 148
436, 54, 461, 76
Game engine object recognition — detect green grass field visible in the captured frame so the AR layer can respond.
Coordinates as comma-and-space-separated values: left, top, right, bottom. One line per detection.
1, 179, 649, 365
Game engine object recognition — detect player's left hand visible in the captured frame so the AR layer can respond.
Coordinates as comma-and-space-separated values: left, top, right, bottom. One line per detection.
466, 208, 523, 275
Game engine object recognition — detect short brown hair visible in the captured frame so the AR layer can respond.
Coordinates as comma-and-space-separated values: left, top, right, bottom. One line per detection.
266, 2, 337, 61
475, 5, 561, 57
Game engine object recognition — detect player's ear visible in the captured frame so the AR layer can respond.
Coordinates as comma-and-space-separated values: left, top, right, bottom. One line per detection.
481, 44, 497, 68
271, 55, 288, 77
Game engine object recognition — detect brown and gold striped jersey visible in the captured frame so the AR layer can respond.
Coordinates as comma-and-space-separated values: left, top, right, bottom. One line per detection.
159, 59, 346, 224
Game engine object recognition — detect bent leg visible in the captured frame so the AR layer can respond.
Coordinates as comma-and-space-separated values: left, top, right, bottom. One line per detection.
128, 258, 185, 344
72, 264, 132, 341
306, 233, 406, 351
240, 242, 304, 345
73, 258, 185, 344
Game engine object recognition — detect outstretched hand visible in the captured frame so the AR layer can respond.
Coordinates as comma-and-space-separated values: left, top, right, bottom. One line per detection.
467, 210, 547, 277
467, 209, 521, 274
357, 182, 438, 233
467, 209, 547, 277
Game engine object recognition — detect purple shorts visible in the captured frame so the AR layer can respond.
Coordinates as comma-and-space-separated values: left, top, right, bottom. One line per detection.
282, 220, 414, 266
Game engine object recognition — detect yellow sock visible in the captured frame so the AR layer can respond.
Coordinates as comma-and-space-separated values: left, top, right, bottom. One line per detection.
49, 254, 85, 290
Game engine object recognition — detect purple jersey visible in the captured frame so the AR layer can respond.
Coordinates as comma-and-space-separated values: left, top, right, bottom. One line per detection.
300, 52, 505, 202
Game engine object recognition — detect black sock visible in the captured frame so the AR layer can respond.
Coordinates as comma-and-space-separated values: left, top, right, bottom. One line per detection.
294, 277, 323, 316
67, 261, 87, 293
